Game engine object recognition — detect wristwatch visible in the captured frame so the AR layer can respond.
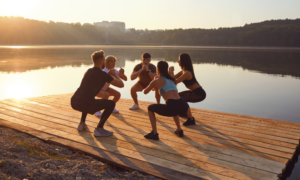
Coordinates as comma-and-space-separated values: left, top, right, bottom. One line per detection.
148, 69, 151, 73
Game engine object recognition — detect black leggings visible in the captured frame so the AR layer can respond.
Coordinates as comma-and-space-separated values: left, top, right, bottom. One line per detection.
179, 87, 206, 103
79, 99, 115, 128
148, 98, 189, 117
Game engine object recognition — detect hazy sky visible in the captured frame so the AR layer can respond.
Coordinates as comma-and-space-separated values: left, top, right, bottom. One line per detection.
0, 0, 299, 30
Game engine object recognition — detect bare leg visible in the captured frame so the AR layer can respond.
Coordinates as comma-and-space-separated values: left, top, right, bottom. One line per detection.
130, 82, 144, 104
106, 87, 121, 103
97, 89, 109, 99
155, 89, 161, 104
148, 110, 157, 133
173, 115, 182, 131
187, 108, 193, 119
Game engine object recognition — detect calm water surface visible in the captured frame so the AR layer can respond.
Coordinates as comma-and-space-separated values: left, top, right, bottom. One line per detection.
0, 46, 299, 179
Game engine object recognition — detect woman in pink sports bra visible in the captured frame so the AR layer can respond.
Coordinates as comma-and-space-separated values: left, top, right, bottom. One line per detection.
95, 55, 127, 117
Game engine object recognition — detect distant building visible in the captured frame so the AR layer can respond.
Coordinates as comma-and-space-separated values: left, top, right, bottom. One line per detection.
93, 21, 126, 32
153, 29, 164, 32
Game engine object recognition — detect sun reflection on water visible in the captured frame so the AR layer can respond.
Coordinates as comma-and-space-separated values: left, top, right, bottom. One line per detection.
5, 79, 33, 99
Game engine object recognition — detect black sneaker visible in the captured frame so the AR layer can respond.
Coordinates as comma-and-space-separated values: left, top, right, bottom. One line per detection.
175, 129, 184, 137
144, 131, 159, 140
183, 117, 196, 126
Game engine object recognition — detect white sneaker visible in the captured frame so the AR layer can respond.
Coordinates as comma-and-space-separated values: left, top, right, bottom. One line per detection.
113, 108, 119, 113
129, 104, 139, 110
95, 111, 102, 118
77, 123, 87, 131
94, 128, 113, 137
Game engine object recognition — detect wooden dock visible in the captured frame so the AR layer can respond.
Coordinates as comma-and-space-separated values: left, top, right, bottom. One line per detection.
0, 93, 299, 180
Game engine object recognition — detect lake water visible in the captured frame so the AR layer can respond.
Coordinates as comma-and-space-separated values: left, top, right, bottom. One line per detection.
0, 45, 299, 179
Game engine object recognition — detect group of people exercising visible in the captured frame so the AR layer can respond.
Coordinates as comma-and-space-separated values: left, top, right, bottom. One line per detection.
71, 51, 206, 140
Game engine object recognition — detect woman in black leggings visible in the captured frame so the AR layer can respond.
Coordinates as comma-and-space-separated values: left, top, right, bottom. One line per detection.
144, 61, 189, 140
169, 53, 206, 126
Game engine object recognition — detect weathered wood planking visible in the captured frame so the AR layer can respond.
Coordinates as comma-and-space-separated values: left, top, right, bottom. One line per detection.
0, 94, 299, 180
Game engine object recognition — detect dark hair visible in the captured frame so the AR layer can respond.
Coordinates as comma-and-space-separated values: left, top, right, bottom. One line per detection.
142, 52, 151, 59
179, 53, 199, 85
91, 50, 105, 65
157, 61, 176, 83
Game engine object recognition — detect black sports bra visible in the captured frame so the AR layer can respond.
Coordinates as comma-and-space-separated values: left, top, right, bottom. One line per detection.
183, 78, 197, 87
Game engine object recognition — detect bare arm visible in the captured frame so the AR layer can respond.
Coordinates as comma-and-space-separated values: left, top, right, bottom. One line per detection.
118, 68, 127, 81
131, 68, 144, 80
175, 71, 192, 84
148, 71, 156, 80
108, 70, 124, 88
168, 66, 182, 79
120, 74, 127, 81
144, 79, 159, 94
174, 71, 183, 79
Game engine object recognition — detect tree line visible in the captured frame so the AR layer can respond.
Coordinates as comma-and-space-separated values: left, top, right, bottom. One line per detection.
0, 16, 300, 47
1, 47, 300, 78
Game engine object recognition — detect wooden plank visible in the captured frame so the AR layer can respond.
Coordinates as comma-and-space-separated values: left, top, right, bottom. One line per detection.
42, 94, 300, 139
15, 98, 300, 146
28, 97, 300, 140
115, 99, 300, 134
0, 99, 294, 163
118, 98, 300, 131
21, 93, 299, 178
0, 105, 283, 177
0, 113, 239, 180
47, 93, 300, 131
0, 99, 289, 167
0, 119, 202, 180
0, 109, 278, 180
2, 99, 294, 155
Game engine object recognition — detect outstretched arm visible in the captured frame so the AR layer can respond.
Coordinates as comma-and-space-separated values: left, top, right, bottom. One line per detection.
144, 79, 158, 94
174, 71, 183, 79
169, 66, 182, 79
175, 71, 191, 84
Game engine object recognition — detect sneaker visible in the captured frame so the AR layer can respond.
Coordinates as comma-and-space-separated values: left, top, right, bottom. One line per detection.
102, 128, 113, 135
175, 129, 184, 137
77, 123, 88, 131
144, 131, 159, 140
94, 128, 113, 137
183, 117, 196, 126
113, 108, 119, 113
129, 104, 140, 110
95, 111, 102, 118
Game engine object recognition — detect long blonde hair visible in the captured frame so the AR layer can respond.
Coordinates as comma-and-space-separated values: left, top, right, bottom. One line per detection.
105, 55, 117, 69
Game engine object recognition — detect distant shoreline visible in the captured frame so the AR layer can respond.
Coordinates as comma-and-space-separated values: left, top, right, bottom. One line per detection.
1, 45, 300, 52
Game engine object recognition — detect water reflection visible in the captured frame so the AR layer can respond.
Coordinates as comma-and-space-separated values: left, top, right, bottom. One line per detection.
1, 46, 300, 78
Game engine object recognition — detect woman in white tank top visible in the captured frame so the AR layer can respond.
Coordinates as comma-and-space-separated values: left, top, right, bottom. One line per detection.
95, 56, 127, 117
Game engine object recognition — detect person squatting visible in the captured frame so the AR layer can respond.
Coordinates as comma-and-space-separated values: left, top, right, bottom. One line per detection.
71, 51, 206, 139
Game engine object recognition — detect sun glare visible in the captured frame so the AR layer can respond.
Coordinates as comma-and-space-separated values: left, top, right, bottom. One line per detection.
0, 0, 38, 16
5, 80, 33, 99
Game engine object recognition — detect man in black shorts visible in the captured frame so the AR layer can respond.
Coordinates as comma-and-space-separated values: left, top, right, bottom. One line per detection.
129, 53, 160, 110
71, 50, 124, 137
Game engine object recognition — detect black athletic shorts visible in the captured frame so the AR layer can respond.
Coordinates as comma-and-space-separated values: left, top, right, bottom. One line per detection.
148, 98, 189, 117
